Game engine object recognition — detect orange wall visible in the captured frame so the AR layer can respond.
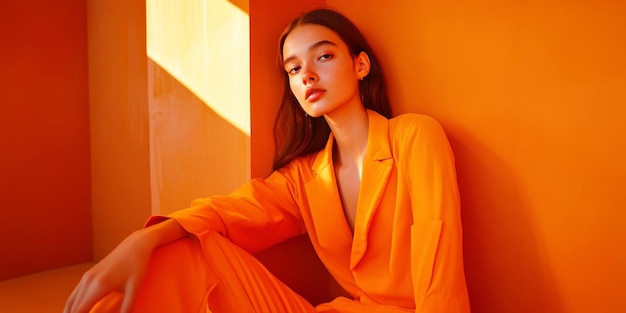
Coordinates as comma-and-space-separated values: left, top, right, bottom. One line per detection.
0, 0, 92, 279
329, 1, 626, 312
87, 0, 152, 259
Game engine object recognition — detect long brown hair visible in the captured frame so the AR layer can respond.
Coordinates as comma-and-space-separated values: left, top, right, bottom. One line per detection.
273, 8, 392, 170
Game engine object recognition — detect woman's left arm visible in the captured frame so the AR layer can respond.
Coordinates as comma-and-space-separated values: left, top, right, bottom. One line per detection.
402, 115, 471, 313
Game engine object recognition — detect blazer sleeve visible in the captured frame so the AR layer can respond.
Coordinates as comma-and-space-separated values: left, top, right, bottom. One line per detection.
400, 115, 471, 313
146, 167, 307, 254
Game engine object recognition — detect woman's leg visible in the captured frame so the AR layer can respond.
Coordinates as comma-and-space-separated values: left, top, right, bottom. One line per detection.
90, 236, 211, 313
202, 231, 318, 313
90, 232, 318, 313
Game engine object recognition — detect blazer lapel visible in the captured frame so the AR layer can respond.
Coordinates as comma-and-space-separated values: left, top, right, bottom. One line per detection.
305, 134, 353, 256
304, 111, 394, 270
350, 110, 394, 270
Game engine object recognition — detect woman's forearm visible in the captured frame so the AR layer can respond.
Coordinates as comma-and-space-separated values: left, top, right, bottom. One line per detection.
137, 218, 189, 250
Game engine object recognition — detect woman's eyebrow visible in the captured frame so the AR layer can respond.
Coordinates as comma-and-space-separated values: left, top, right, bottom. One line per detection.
283, 40, 338, 65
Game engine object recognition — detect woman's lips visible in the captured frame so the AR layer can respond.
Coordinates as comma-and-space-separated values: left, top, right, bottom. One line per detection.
305, 88, 325, 101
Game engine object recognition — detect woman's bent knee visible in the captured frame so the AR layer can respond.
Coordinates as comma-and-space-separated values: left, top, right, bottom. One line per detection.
132, 237, 211, 312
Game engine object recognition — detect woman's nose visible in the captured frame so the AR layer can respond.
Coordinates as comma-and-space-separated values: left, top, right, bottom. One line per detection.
301, 67, 318, 84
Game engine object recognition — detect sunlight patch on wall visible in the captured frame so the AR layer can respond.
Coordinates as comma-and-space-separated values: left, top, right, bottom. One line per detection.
146, 0, 250, 135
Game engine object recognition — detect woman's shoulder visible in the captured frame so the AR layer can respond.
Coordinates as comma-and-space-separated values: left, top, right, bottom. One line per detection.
387, 112, 452, 151
274, 150, 321, 179
388, 112, 445, 135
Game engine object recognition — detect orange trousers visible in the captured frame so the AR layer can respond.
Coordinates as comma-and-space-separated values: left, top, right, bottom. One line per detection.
90, 232, 319, 313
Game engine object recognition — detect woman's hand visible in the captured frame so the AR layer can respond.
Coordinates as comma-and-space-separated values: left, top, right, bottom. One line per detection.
64, 219, 188, 313
63, 229, 153, 313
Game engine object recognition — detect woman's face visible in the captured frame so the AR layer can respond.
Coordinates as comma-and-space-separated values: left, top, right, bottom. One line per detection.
282, 24, 364, 118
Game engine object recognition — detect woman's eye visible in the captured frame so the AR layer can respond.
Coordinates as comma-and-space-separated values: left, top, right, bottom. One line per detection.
287, 66, 301, 74
319, 54, 332, 61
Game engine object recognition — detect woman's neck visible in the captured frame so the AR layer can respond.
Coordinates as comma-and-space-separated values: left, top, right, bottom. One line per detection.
324, 104, 369, 168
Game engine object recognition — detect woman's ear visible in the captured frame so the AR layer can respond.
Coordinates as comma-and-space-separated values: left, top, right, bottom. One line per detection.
355, 51, 371, 80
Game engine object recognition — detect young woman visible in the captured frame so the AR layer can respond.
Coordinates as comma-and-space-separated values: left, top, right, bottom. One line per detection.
65, 8, 470, 313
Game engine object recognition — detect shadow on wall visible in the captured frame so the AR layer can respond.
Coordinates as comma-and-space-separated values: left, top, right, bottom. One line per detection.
449, 132, 565, 313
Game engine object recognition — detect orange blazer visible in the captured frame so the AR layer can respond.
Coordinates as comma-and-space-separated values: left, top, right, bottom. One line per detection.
158, 110, 470, 312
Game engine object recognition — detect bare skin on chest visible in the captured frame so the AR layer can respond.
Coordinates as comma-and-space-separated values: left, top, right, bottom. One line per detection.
334, 151, 362, 233
328, 108, 369, 234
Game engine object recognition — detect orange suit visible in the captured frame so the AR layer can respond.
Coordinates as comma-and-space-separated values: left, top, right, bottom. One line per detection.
109, 110, 470, 313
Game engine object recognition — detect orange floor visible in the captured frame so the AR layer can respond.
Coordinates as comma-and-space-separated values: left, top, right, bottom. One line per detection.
0, 262, 94, 313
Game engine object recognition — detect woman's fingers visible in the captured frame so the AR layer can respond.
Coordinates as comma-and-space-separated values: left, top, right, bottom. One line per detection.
64, 268, 125, 313
63, 279, 82, 313
91, 292, 124, 312
62, 228, 163, 312
64, 276, 100, 313
120, 282, 138, 313
64, 275, 93, 313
